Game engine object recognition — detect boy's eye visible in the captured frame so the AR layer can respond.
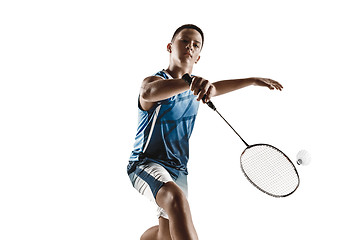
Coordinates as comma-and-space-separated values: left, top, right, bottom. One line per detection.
180, 39, 200, 49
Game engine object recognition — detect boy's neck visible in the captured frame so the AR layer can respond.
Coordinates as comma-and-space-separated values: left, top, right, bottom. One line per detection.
165, 65, 193, 79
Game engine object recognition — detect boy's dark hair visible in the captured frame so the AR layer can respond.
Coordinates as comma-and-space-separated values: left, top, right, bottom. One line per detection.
171, 24, 204, 49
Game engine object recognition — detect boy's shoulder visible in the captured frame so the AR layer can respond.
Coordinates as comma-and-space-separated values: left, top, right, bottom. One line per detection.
152, 70, 169, 80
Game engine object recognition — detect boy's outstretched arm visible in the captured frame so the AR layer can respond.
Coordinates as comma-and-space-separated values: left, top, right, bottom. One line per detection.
213, 77, 283, 97
190, 76, 283, 103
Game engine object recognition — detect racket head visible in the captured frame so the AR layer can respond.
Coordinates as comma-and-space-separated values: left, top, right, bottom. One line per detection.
240, 144, 300, 198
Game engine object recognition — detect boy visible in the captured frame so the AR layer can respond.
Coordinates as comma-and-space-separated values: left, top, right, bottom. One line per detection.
128, 24, 282, 240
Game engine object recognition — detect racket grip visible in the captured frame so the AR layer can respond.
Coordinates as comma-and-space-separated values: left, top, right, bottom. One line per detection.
182, 73, 217, 111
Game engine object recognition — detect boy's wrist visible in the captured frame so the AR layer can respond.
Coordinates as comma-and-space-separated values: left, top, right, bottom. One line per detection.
248, 77, 257, 85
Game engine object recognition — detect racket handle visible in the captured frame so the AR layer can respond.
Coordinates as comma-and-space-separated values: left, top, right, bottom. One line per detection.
182, 73, 217, 111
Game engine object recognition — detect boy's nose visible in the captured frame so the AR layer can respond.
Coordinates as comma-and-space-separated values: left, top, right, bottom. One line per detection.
186, 44, 193, 51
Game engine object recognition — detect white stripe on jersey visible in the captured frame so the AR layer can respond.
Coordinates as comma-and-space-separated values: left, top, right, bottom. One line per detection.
143, 104, 161, 152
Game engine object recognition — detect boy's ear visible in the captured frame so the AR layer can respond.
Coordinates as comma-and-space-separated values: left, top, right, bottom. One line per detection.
167, 43, 172, 53
195, 55, 201, 64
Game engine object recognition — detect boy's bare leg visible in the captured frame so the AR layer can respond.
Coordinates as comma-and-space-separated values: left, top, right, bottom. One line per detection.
140, 218, 171, 240
155, 181, 198, 240
158, 217, 172, 239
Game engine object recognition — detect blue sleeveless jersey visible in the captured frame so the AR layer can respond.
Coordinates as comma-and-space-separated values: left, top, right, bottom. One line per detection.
128, 71, 200, 178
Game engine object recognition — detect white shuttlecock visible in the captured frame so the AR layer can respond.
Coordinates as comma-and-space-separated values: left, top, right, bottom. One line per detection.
296, 150, 311, 166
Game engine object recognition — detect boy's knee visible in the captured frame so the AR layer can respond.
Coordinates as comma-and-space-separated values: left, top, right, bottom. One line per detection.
140, 226, 159, 240
156, 182, 188, 213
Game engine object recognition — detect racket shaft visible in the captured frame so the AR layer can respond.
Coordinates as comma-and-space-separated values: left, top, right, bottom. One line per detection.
214, 110, 249, 147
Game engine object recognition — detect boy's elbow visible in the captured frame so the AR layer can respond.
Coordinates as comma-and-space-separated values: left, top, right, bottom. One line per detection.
140, 86, 153, 102
140, 89, 149, 101
140, 77, 156, 101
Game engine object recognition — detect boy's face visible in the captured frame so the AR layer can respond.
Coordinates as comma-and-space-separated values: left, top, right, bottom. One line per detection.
168, 28, 202, 65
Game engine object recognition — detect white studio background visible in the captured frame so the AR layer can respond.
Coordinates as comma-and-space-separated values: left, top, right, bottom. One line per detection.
1, 0, 359, 239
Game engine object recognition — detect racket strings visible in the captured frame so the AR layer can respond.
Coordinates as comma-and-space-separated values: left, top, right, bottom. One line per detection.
241, 145, 299, 197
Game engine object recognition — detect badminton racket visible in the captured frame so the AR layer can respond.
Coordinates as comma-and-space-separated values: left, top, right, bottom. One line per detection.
183, 73, 300, 197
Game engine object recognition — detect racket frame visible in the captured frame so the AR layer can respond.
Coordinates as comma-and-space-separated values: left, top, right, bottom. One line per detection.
240, 143, 300, 198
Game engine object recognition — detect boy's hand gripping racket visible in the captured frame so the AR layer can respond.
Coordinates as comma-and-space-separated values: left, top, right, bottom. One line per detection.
183, 74, 300, 198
